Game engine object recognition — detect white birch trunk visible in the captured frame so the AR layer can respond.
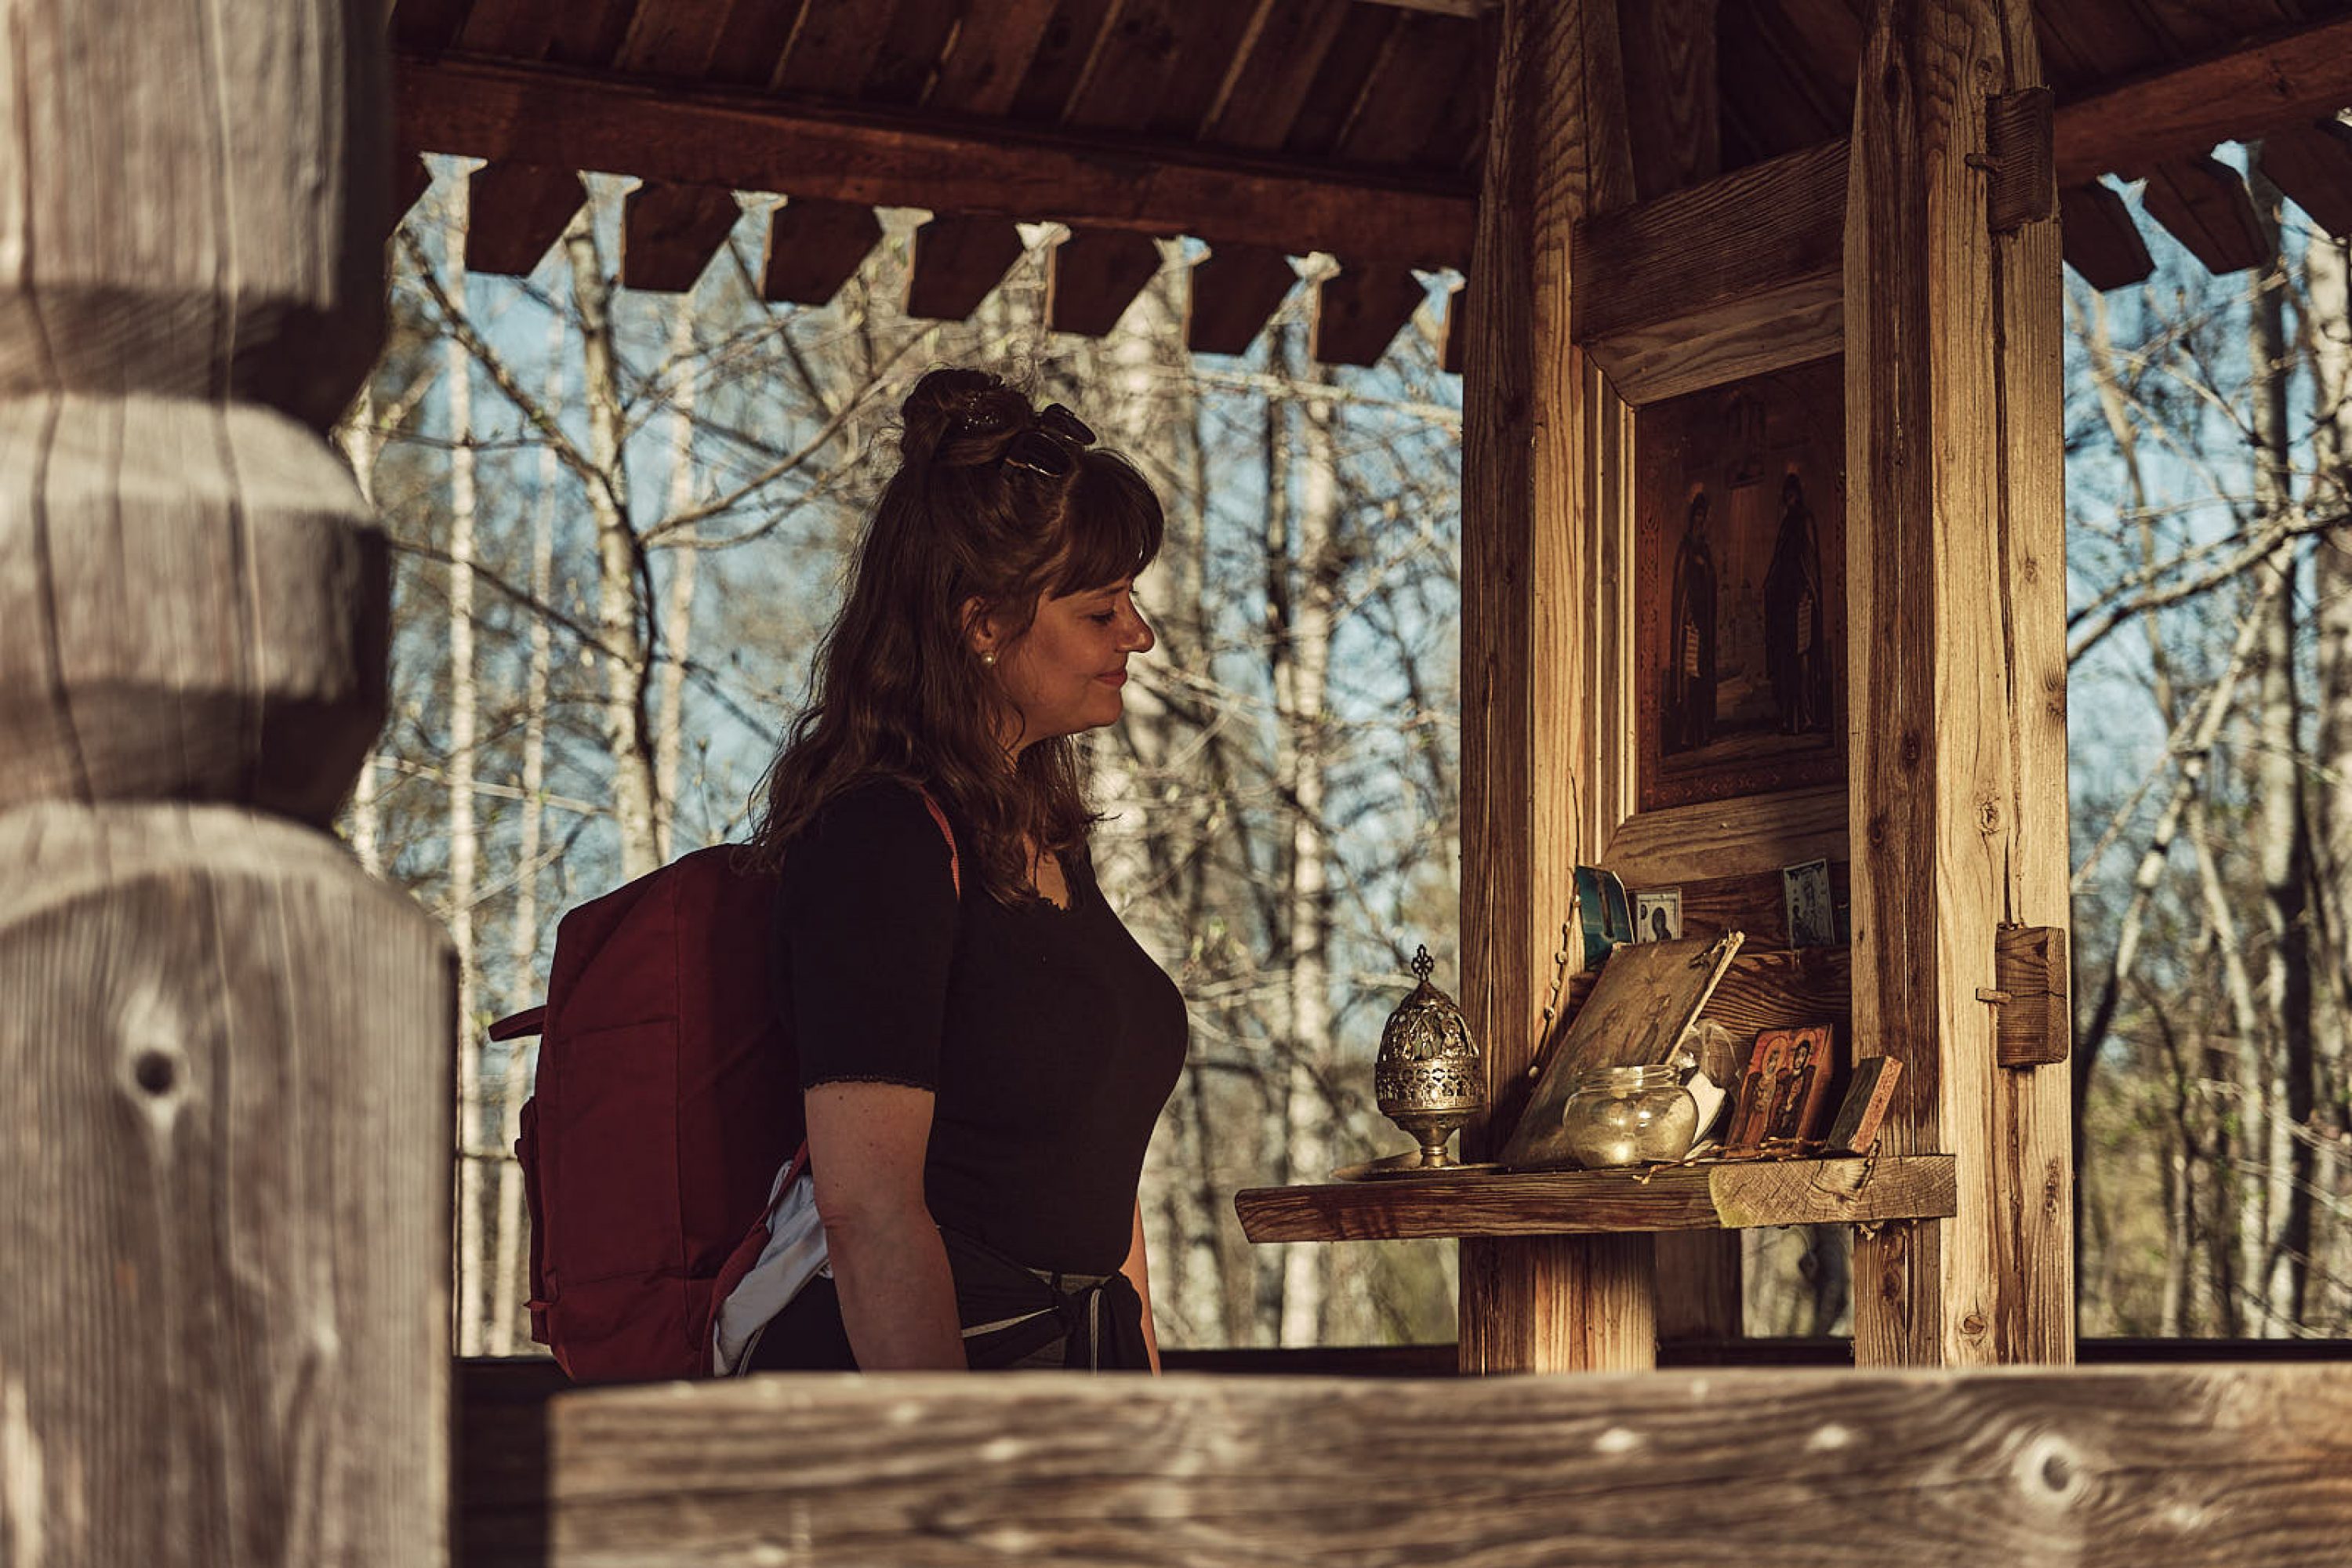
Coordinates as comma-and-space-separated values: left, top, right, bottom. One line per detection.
486, 307, 569, 1357
654, 298, 701, 861
445, 183, 488, 1357
568, 196, 661, 880
1276, 388, 1338, 1348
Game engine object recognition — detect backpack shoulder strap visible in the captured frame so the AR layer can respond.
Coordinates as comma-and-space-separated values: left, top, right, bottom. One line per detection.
914, 788, 961, 899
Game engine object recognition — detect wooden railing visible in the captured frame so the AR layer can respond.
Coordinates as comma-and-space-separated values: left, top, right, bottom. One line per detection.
454, 1356, 2352, 1566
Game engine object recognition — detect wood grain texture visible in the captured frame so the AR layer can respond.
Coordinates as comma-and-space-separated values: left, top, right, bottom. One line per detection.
619, 179, 742, 293
1185, 244, 1299, 358
0, 804, 453, 1568
0, 0, 387, 428
1617, 0, 1719, 201
2140, 154, 2274, 275
1457, 0, 1643, 1375
2052, 13, 2352, 183
451, 1363, 2352, 1566
1603, 782, 1849, 884
760, 196, 883, 307
2056, 179, 2155, 290
397, 51, 1475, 265
465, 162, 590, 278
904, 215, 1027, 321
1572, 138, 1845, 346
1236, 1156, 1955, 1243
1046, 229, 1166, 338
1993, 927, 2069, 1068
2256, 118, 2352, 240
1623, 862, 1853, 947
1586, 275, 1842, 405
0, 395, 389, 824
1844, 0, 2071, 1370
1308, 263, 1425, 367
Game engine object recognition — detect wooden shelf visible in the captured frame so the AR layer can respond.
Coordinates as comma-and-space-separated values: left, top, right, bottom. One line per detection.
1234, 1155, 1955, 1244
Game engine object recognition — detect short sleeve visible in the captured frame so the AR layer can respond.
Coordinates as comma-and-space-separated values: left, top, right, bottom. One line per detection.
773, 781, 962, 1092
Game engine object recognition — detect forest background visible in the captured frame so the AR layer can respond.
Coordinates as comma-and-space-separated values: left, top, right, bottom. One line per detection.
341, 147, 2352, 1356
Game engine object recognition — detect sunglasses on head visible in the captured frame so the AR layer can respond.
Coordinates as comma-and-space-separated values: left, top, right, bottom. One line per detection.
1001, 404, 1098, 479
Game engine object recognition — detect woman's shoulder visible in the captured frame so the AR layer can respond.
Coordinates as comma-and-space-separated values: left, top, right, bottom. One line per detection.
785, 776, 960, 887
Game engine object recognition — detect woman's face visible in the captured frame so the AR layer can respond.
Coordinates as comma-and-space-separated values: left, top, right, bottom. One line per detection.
984, 579, 1155, 752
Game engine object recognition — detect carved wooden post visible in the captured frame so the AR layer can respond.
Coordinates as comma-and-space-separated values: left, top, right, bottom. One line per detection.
1842, 0, 2074, 1366
0, 5, 454, 1563
1460, 0, 1654, 1373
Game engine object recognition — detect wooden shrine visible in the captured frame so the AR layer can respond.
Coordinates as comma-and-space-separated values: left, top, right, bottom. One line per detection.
8, 2, 2352, 1564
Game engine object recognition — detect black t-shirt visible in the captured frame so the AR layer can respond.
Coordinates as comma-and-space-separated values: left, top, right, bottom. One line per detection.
771, 779, 1189, 1274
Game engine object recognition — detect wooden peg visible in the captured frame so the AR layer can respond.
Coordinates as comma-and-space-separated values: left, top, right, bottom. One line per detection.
1993, 925, 2069, 1069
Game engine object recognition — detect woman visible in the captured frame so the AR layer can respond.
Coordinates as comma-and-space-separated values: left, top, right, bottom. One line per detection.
741, 368, 1187, 1373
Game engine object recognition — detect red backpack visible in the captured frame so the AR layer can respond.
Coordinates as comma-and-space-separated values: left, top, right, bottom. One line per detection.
495, 793, 957, 1382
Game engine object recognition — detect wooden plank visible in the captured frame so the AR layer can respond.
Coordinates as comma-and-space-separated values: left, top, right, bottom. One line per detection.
1183, 244, 1299, 357
2258, 118, 2352, 239
1653, 1229, 1741, 1340
1235, 1155, 1956, 1243
1047, 228, 1166, 337
1331, 11, 1477, 167
1844, 0, 2071, 1370
2140, 153, 2274, 275
1617, 0, 1719, 201
1004, 0, 1116, 122
394, 51, 1476, 266
927, 0, 1061, 117
1587, 274, 1842, 406
1604, 782, 1849, 884
905, 214, 1028, 321
1993, 926, 2069, 1068
2057, 179, 2155, 290
769, 0, 896, 97
1457, 0, 1642, 1377
863, 0, 966, 107
762, 196, 883, 307
1984, 87, 2056, 233
1201, 0, 1354, 149
464, 161, 587, 278
1572, 139, 1846, 346
610, 0, 742, 78
471, 1363, 2352, 1566
619, 179, 741, 293
392, 0, 472, 52
2051, 13, 2352, 183
1308, 263, 1425, 367
1439, 276, 1466, 374
1278, 3, 1404, 157
1988, 0, 2078, 1374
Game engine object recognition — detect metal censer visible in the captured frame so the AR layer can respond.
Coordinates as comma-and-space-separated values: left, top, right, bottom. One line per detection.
1374, 945, 1486, 1169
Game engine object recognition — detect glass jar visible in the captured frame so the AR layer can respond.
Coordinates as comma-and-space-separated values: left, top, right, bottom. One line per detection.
1559, 1064, 1700, 1169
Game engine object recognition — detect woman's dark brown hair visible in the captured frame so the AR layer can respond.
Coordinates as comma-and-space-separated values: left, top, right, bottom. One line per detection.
744, 368, 1163, 902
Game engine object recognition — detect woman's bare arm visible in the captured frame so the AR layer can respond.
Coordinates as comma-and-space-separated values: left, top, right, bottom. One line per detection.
804, 1080, 966, 1370
1123, 1199, 1162, 1374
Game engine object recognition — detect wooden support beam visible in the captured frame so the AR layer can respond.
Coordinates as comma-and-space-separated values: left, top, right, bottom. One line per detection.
621, 179, 742, 294
1459, 0, 1649, 1375
394, 50, 1475, 267
2140, 154, 2274, 275
466, 161, 588, 278
2052, 14, 2352, 185
762, 197, 883, 307
1046, 229, 1165, 338
2257, 119, 2352, 240
2056, 180, 2155, 291
1183, 244, 1299, 358
1439, 276, 1467, 374
456, 1363, 2352, 1566
1617, 0, 1719, 201
904, 215, 1028, 321
1842, 0, 2073, 1368
1308, 263, 1425, 367
1, 4, 452, 1565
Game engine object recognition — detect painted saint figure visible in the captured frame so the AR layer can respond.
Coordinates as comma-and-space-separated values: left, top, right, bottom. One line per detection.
1762, 471, 1829, 735
1664, 490, 1719, 753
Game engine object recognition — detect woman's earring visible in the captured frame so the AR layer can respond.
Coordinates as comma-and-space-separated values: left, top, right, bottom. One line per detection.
981, 651, 996, 666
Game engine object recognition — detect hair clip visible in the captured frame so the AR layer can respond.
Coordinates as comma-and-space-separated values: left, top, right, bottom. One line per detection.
1003, 404, 1098, 479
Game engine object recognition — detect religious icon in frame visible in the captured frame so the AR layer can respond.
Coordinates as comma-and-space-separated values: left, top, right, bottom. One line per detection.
1636, 355, 1846, 811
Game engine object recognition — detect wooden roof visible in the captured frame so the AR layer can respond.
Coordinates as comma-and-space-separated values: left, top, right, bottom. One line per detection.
391, 0, 2352, 365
